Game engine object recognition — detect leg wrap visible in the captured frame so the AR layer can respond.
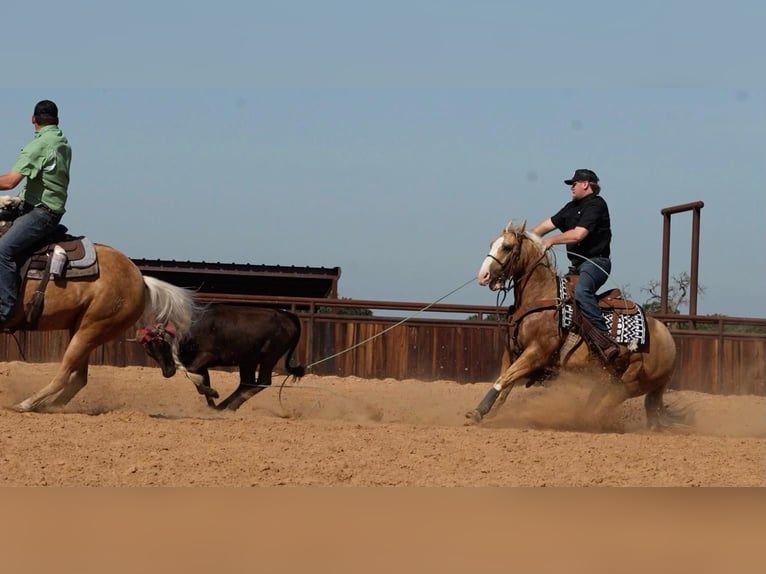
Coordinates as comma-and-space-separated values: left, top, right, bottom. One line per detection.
477, 387, 500, 416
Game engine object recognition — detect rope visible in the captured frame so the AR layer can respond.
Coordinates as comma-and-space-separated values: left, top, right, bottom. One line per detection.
276, 375, 374, 411
566, 251, 611, 279
304, 275, 478, 371
553, 249, 631, 311
275, 275, 475, 409
4, 332, 26, 361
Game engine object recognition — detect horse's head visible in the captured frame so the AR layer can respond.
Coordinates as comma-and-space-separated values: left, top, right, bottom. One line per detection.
136, 323, 177, 378
477, 220, 546, 291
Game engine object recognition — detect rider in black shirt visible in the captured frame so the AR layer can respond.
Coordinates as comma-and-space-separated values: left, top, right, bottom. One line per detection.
531, 169, 619, 362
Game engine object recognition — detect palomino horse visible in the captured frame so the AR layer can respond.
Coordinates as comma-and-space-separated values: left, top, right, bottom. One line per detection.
469, 221, 682, 430
3, 243, 197, 413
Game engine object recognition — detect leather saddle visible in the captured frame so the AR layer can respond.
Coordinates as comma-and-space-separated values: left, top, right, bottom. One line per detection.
563, 274, 640, 316
0, 217, 98, 280
560, 274, 648, 347
0, 208, 99, 330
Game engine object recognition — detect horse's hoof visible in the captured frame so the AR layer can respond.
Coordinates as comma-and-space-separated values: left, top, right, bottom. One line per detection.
464, 409, 483, 425
7, 401, 33, 413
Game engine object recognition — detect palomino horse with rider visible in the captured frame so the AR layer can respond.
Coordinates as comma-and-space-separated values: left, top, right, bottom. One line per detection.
0, 201, 198, 412
470, 220, 683, 430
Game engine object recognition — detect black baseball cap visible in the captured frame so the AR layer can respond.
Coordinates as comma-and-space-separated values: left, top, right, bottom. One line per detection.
564, 168, 599, 185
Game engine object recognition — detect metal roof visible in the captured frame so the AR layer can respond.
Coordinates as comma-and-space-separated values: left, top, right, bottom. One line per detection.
132, 258, 341, 299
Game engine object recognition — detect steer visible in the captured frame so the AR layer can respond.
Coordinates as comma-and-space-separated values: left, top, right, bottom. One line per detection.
138, 304, 305, 411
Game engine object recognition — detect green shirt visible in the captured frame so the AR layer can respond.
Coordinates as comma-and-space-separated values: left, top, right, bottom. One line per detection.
11, 125, 72, 214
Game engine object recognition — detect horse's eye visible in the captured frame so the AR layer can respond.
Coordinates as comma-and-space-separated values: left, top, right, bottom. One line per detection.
501, 244, 513, 252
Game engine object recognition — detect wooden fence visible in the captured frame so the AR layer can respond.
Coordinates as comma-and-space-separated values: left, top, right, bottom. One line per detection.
656, 315, 766, 396
2, 297, 765, 395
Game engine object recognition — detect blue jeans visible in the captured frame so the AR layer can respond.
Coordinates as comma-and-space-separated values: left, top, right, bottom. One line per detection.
573, 257, 611, 333
0, 207, 62, 323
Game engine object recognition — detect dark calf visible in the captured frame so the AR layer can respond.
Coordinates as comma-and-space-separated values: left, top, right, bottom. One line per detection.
140, 304, 305, 411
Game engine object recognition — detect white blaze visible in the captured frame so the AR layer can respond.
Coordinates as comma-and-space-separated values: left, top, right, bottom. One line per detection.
477, 236, 506, 286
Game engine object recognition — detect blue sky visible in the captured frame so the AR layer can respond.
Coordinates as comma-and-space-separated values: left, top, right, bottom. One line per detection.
3, 1, 764, 317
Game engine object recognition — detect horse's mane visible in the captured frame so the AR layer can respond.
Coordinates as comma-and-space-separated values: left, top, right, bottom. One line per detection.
143, 276, 204, 336
503, 220, 554, 270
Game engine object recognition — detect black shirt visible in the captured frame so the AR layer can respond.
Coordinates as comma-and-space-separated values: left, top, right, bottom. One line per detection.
550, 193, 611, 266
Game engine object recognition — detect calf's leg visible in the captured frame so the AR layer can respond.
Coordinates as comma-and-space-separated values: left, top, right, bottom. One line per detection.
183, 367, 218, 408
216, 361, 268, 411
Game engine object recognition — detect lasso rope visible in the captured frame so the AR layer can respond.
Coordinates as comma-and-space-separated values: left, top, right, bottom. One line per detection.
275, 275, 478, 408
305, 275, 477, 371
559, 249, 632, 312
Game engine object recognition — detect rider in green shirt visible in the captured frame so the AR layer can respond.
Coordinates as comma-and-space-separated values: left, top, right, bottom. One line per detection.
0, 100, 72, 327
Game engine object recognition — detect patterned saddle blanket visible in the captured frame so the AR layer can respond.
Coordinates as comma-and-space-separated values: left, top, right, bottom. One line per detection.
0, 219, 99, 280
558, 275, 649, 349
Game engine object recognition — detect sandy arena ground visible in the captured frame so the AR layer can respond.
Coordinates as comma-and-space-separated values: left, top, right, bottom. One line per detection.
0, 361, 764, 486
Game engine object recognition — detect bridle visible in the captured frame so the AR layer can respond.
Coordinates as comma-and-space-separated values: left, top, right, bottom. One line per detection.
485, 253, 507, 269
487, 230, 560, 360
136, 322, 177, 347
486, 233, 523, 292
488, 231, 554, 295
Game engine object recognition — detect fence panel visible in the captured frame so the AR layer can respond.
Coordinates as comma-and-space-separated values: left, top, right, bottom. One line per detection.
669, 331, 766, 395
2, 301, 765, 395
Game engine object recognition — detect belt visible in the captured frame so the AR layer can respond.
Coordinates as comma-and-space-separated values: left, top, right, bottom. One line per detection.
23, 202, 55, 214
571, 254, 610, 264
568, 255, 610, 274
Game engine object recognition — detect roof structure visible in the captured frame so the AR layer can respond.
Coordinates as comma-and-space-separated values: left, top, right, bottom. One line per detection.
133, 259, 341, 300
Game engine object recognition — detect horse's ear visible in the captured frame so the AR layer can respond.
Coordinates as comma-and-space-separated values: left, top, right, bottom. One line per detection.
505, 219, 525, 233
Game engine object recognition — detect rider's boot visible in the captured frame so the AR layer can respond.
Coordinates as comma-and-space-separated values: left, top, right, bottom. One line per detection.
587, 326, 620, 363
577, 313, 620, 363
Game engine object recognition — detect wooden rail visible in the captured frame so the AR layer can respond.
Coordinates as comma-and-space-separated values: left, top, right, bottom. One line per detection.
2, 298, 765, 395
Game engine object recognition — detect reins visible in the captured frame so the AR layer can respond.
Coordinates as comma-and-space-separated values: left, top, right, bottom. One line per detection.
488, 231, 563, 357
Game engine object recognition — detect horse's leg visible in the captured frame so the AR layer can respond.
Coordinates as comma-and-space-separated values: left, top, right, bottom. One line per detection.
466, 344, 549, 423
13, 329, 99, 412
583, 375, 630, 430
46, 318, 148, 410
36, 327, 90, 409
644, 384, 666, 431
644, 380, 689, 431
596, 354, 682, 431
639, 318, 686, 431
48, 362, 89, 408
500, 345, 512, 372
216, 361, 266, 411
585, 357, 645, 430
495, 346, 514, 408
